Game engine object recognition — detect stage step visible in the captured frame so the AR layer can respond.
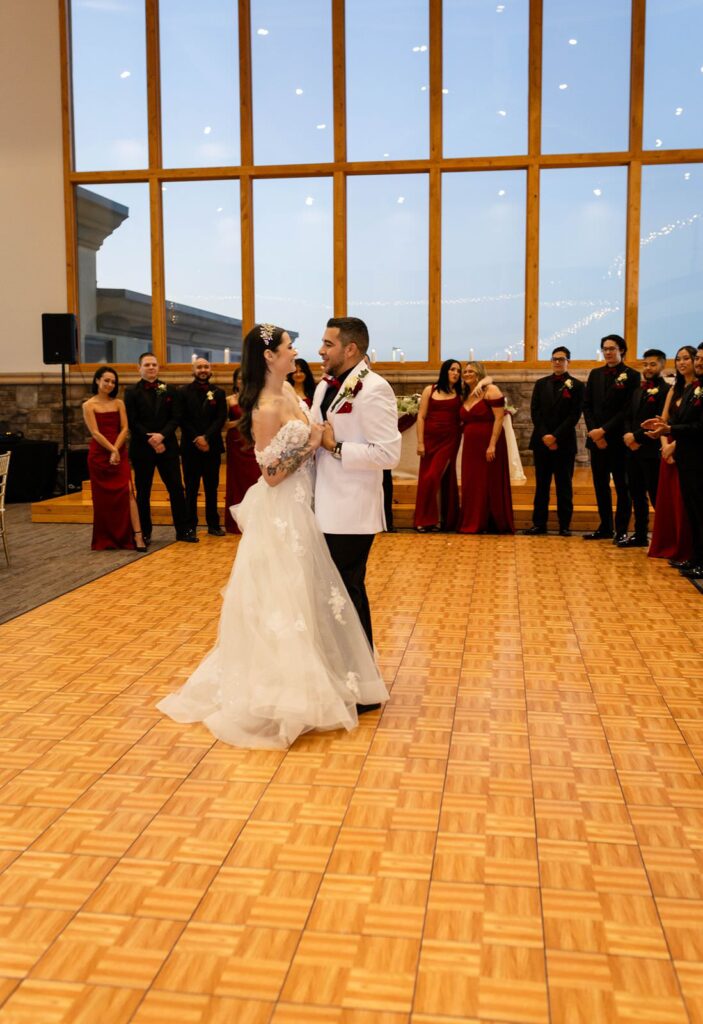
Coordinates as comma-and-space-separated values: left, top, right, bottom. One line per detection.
32, 466, 639, 534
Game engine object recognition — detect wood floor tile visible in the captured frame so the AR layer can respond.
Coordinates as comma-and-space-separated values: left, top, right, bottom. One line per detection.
1, 532, 702, 1022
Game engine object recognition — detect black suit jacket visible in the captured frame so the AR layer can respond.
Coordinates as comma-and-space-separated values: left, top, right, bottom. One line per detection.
177, 382, 227, 455
124, 379, 180, 457
583, 363, 641, 449
669, 380, 703, 468
623, 376, 671, 457
529, 374, 584, 453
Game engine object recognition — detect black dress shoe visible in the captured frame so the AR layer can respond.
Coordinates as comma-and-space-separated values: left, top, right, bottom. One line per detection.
617, 535, 648, 548
208, 527, 226, 536
680, 564, 703, 579
356, 702, 382, 715
558, 528, 572, 537
142, 535, 151, 547
583, 530, 613, 540
523, 525, 547, 535
670, 558, 696, 570
612, 533, 628, 545
177, 532, 200, 543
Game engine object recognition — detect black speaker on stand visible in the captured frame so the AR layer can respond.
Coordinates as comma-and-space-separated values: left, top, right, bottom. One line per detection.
42, 313, 78, 496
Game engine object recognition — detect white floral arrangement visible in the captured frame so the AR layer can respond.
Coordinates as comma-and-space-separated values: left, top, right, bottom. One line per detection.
396, 393, 421, 417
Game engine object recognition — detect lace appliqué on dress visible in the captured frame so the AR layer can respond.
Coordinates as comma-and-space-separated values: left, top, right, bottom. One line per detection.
255, 419, 310, 470
345, 672, 361, 699
328, 585, 347, 624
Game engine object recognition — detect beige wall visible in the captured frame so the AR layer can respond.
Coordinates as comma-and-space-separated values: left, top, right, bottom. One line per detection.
0, 0, 66, 374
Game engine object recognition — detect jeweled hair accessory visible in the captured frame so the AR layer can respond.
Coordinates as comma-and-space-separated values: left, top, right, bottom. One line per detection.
260, 323, 276, 346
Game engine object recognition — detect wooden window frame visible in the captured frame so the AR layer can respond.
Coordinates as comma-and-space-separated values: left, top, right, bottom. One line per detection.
59, 0, 703, 374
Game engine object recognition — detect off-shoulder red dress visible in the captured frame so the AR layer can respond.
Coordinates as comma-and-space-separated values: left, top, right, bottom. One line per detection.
458, 397, 514, 534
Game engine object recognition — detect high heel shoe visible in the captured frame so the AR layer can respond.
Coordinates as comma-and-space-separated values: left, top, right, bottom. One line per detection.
134, 531, 147, 552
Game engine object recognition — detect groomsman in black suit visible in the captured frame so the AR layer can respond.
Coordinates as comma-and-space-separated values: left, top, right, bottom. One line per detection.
524, 345, 584, 536
178, 358, 228, 536
582, 334, 641, 543
124, 352, 197, 544
645, 343, 703, 580
620, 348, 670, 547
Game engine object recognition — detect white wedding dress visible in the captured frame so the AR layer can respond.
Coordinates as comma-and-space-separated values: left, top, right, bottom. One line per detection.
157, 416, 389, 749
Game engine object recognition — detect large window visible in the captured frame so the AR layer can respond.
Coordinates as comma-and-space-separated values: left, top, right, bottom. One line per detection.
65, 1, 703, 366
539, 168, 627, 359
253, 178, 333, 360
639, 165, 703, 349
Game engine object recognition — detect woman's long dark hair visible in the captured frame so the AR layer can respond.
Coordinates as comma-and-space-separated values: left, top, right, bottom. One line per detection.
236, 324, 286, 445
436, 358, 462, 397
673, 345, 697, 400
287, 357, 316, 404
91, 366, 119, 398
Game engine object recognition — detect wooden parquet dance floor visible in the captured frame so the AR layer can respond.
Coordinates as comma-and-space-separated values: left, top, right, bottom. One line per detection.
0, 531, 702, 1023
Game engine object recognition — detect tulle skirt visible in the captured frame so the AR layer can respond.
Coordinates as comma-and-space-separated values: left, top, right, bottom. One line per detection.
158, 464, 389, 748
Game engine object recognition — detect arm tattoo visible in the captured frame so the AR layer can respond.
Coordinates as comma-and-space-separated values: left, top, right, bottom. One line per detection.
265, 442, 315, 478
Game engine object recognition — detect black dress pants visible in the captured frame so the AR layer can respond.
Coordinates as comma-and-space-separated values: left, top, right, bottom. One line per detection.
324, 533, 375, 647
677, 457, 703, 564
132, 448, 188, 538
625, 450, 660, 539
383, 470, 394, 531
182, 449, 222, 530
532, 444, 576, 530
589, 442, 631, 535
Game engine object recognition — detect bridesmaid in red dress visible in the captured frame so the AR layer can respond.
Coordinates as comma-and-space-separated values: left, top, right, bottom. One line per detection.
648, 346, 696, 562
458, 360, 514, 534
414, 359, 462, 531
287, 357, 316, 408
83, 366, 145, 551
225, 367, 262, 534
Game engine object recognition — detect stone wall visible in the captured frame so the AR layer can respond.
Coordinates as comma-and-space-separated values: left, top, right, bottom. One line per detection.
0, 371, 591, 466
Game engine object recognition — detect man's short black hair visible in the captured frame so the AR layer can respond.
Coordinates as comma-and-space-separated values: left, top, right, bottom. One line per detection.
601, 334, 627, 355
326, 317, 369, 355
698, 342, 703, 351
642, 349, 666, 361
551, 346, 571, 360
138, 351, 156, 364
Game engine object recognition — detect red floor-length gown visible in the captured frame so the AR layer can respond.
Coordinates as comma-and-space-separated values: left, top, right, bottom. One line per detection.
648, 457, 694, 561
458, 397, 514, 534
414, 389, 461, 530
88, 410, 134, 550
225, 402, 262, 535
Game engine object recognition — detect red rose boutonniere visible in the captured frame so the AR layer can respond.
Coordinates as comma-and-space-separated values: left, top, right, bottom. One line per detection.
206, 389, 216, 406
693, 385, 703, 408
157, 382, 172, 405
645, 386, 660, 404
614, 371, 628, 389
562, 378, 573, 399
333, 366, 370, 415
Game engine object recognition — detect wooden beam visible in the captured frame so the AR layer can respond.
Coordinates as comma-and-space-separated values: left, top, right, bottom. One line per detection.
629, 0, 646, 157
57, 0, 78, 319
428, 167, 441, 364
144, 0, 162, 170
332, 0, 346, 164
238, 0, 254, 166
149, 176, 167, 365
524, 0, 543, 361
429, 0, 442, 163
333, 171, 347, 315
624, 160, 642, 353
240, 175, 255, 335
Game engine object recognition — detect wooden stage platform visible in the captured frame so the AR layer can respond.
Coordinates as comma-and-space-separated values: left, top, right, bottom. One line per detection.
31, 467, 626, 533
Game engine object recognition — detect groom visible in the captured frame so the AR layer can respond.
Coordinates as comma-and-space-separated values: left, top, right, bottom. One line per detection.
313, 317, 401, 709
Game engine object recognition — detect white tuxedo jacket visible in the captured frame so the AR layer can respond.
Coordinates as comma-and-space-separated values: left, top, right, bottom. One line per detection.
311, 361, 401, 534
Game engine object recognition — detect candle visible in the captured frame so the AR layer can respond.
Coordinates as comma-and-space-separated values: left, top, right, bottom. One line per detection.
369, 348, 377, 363
191, 353, 197, 364
223, 347, 231, 364
469, 348, 474, 361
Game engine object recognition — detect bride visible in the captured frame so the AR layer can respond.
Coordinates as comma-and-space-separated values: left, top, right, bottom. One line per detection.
157, 323, 389, 749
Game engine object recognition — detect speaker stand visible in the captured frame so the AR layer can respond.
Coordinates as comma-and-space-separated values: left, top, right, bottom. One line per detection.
59, 360, 69, 496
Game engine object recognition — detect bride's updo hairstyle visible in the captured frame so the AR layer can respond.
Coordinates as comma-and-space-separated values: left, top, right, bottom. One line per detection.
236, 323, 286, 445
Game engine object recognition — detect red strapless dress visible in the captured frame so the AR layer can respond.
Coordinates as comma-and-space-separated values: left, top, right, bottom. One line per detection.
458, 398, 514, 534
88, 410, 134, 550
414, 390, 461, 530
225, 403, 262, 534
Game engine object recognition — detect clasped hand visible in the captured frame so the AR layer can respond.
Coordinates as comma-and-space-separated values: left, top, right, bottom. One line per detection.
641, 416, 669, 439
